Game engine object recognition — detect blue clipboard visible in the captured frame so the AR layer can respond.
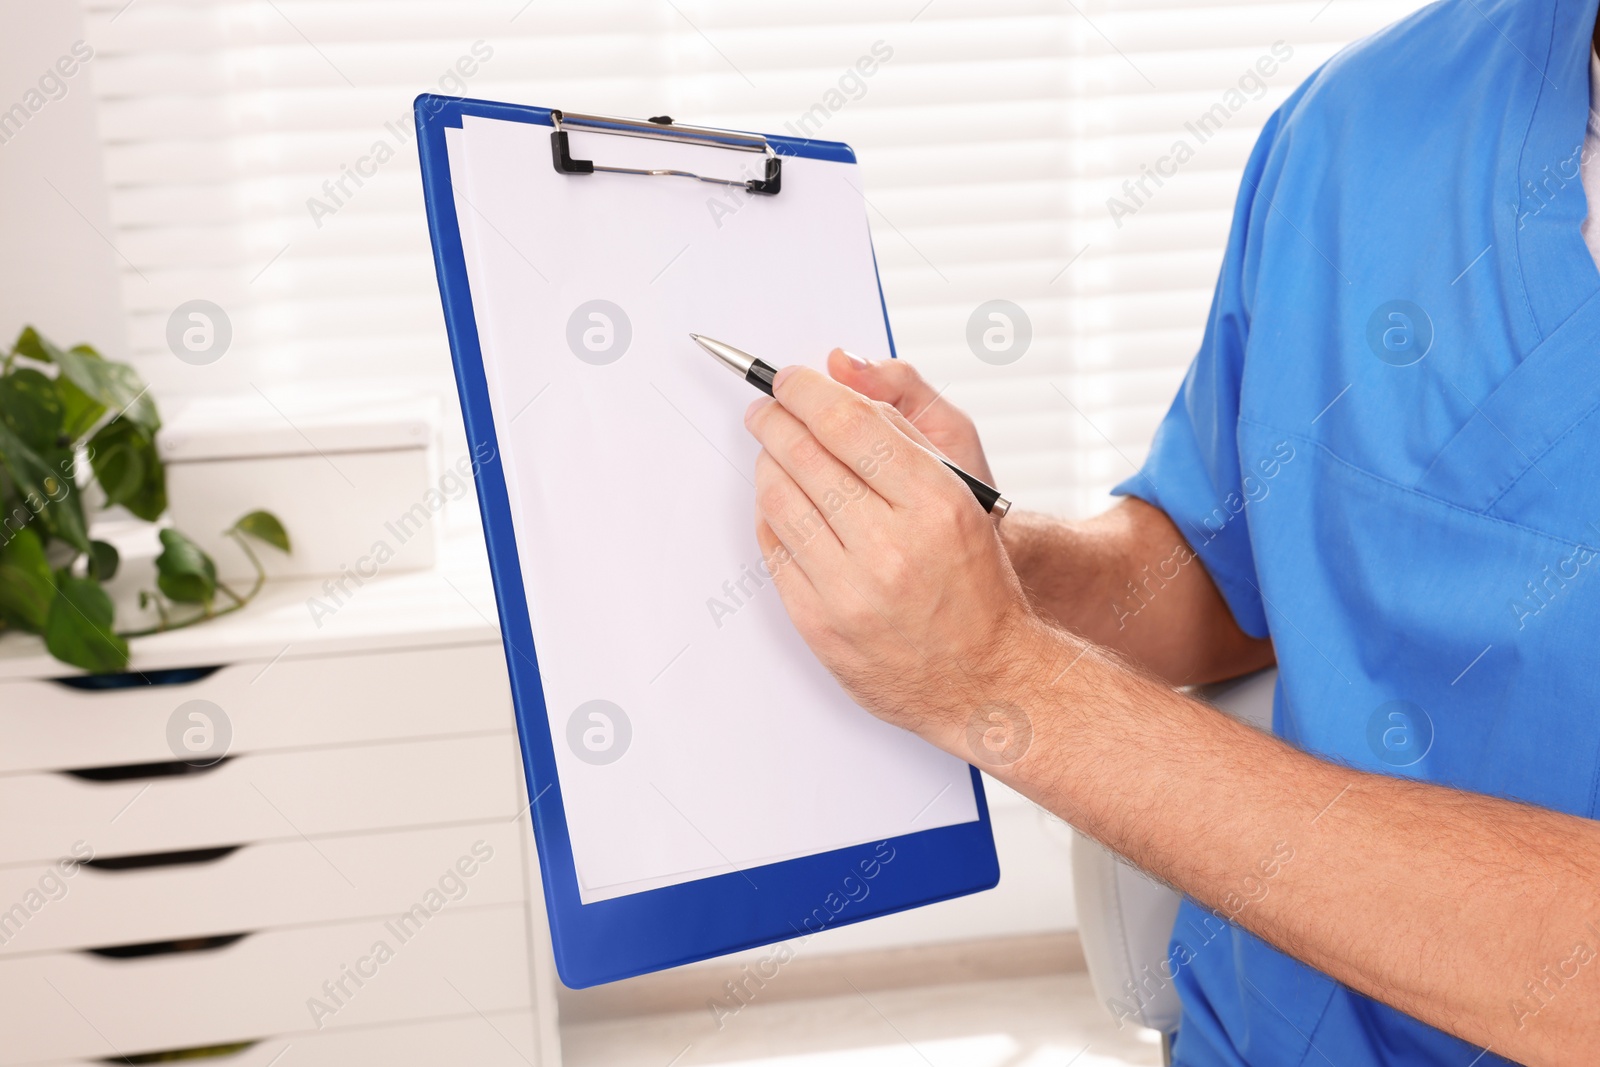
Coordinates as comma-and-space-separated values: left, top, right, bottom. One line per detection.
414, 94, 1000, 988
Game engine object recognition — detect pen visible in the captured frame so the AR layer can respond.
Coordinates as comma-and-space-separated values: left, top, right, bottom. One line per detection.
690, 333, 1012, 517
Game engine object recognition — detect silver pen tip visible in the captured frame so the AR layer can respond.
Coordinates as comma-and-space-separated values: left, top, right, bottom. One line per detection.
690, 333, 756, 377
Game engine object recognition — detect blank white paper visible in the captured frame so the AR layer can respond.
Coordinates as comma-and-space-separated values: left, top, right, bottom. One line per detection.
445, 116, 978, 903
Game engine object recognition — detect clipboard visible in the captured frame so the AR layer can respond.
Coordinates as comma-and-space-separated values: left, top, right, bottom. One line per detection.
414, 94, 1000, 988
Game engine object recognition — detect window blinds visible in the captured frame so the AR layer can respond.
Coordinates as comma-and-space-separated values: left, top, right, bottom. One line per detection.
82, 0, 1428, 518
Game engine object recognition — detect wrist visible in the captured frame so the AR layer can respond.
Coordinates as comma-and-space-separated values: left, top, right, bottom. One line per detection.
995, 508, 1036, 567
949, 612, 1084, 773
997, 511, 1086, 611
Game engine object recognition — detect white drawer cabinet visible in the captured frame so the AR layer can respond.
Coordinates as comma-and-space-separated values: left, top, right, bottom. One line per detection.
0, 732, 520, 864
0, 643, 513, 774
0, 822, 526, 957
0, 546, 561, 1067
0, 904, 533, 1064
24, 1012, 546, 1067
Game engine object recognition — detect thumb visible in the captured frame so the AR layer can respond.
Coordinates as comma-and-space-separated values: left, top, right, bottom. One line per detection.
827, 348, 940, 419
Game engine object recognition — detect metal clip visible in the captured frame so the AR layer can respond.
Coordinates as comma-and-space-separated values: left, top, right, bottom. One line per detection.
549, 110, 781, 195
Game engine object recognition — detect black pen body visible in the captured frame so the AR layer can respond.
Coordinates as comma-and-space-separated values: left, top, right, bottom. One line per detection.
695, 335, 1010, 517
948, 464, 1004, 513
746, 358, 778, 396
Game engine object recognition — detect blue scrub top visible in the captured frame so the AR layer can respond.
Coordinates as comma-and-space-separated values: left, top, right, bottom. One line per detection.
1116, 0, 1600, 1062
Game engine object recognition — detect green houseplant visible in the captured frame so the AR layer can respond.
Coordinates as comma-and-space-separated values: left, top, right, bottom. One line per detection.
0, 326, 289, 673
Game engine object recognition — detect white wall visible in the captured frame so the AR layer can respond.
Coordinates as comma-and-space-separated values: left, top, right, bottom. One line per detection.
0, 0, 126, 359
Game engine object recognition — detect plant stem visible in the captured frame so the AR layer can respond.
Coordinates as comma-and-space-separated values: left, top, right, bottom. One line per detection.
224, 528, 268, 602
118, 529, 269, 640
118, 597, 249, 639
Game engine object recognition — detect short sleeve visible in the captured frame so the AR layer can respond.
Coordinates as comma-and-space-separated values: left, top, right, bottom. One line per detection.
1111, 108, 1290, 641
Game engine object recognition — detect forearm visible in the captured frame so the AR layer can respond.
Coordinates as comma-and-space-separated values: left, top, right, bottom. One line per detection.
978, 622, 1600, 1065
1001, 498, 1271, 685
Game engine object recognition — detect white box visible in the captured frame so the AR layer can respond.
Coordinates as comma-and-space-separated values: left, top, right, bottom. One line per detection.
158, 392, 440, 582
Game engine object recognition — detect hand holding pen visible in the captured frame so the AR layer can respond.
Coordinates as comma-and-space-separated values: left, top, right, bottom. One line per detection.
691, 334, 1011, 517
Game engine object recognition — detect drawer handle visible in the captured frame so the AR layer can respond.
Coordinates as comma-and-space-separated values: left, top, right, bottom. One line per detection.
97, 1039, 258, 1063
53, 665, 223, 691
87, 932, 248, 960
65, 757, 232, 783
84, 846, 241, 872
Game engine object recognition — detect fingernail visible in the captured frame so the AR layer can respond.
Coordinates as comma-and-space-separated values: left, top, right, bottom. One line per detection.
773, 365, 798, 389
745, 396, 771, 422
842, 350, 869, 370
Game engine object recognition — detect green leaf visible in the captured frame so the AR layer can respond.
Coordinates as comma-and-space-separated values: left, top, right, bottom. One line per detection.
87, 539, 119, 582
0, 367, 65, 451
56, 375, 107, 442
11, 326, 64, 366
8, 327, 150, 438
0, 420, 88, 552
49, 465, 88, 553
232, 510, 290, 553
155, 527, 216, 606
87, 417, 166, 522
45, 573, 129, 673
0, 527, 54, 632
88, 421, 144, 502
53, 343, 159, 433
